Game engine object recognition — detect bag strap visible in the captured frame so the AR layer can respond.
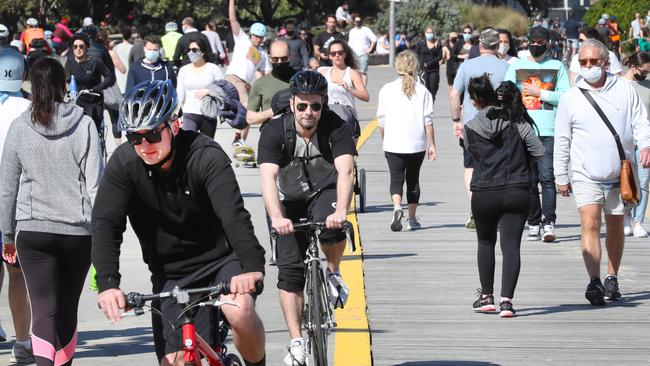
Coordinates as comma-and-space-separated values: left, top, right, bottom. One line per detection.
579, 88, 626, 161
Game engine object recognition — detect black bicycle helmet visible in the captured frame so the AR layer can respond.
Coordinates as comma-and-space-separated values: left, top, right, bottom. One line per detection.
119, 80, 177, 133
289, 70, 328, 96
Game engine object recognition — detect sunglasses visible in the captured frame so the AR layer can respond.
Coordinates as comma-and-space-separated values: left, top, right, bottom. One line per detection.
578, 58, 604, 67
271, 56, 289, 63
126, 124, 167, 146
73, 44, 85, 50
329, 50, 345, 57
188, 47, 200, 53
295, 102, 323, 112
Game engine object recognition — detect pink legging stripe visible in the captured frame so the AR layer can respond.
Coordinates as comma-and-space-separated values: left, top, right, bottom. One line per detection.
31, 334, 56, 362
54, 329, 78, 366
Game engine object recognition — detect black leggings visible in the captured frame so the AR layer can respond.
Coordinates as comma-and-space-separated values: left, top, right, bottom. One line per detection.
421, 70, 440, 104
16, 231, 91, 366
471, 188, 530, 298
106, 108, 122, 139
182, 113, 218, 139
385, 151, 425, 204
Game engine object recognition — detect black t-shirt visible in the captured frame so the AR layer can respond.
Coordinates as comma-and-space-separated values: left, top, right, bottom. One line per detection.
564, 19, 580, 39
314, 31, 344, 56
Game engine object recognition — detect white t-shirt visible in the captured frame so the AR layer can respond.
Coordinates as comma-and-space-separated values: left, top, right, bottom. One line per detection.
376, 35, 390, 55
569, 51, 623, 75
202, 30, 225, 56
376, 78, 433, 154
0, 96, 31, 155
336, 6, 351, 22
225, 29, 272, 85
347, 26, 377, 56
177, 63, 224, 115
631, 20, 642, 39
113, 41, 133, 93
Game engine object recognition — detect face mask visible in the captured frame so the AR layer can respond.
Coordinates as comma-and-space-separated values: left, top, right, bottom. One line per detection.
463, 33, 471, 42
498, 43, 510, 55
528, 44, 547, 58
271, 61, 295, 82
579, 66, 603, 83
355, 22, 361, 27
145, 50, 160, 62
286, 30, 295, 37
634, 72, 647, 81
425, 33, 434, 41
187, 51, 203, 63
450, 37, 457, 43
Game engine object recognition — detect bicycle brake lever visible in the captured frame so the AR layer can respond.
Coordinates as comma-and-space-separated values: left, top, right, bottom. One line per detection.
206, 299, 240, 308
120, 307, 148, 318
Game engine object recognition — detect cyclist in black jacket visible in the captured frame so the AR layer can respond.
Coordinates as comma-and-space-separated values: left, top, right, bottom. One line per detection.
92, 80, 266, 366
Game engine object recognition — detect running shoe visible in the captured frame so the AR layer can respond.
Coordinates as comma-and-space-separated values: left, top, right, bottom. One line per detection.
390, 208, 403, 232
542, 221, 556, 242
327, 270, 350, 309
465, 214, 476, 230
283, 338, 306, 366
10, 342, 34, 363
585, 277, 606, 306
623, 213, 632, 236
604, 275, 621, 301
405, 218, 422, 231
526, 224, 541, 241
499, 300, 516, 318
232, 138, 245, 147
0, 323, 6, 343
633, 221, 649, 238
472, 289, 497, 313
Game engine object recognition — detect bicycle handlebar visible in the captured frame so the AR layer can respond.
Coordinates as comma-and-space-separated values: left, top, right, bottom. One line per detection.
125, 281, 263, 309
269, 220, 356, 264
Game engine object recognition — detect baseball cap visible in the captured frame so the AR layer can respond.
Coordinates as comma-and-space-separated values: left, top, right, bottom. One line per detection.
165, 21, 178, 32
83, 17, 93, 26
0, 24, 9, 38
598, 18, 606, 25
26, 18, 38, 26
0, 48, 25, 92
479, 28, 499, 47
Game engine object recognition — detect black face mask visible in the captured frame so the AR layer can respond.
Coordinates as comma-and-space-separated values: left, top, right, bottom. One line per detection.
450, 37, 457, 43
529, 44, 547, 58
634, 72, 648, 81
272, 61, 296, 82
286, 30, 295, 37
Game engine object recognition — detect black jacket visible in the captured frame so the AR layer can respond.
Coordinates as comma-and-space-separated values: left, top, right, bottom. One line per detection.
463, 107, 544, 191
92, 130, 265, 292
126, 59, 177, 91
173, 30, 210, 68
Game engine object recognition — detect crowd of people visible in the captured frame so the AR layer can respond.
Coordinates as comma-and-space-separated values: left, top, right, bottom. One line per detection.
0, 2, 649, 366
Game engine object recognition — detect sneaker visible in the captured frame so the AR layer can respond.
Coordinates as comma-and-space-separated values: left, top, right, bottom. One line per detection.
526, 225, 541, 241
10, 342, 34, 364
405, 218, 422, 231
0, 323, 6, 343
499, 300, 516, 318
624, 214, 632, 236
604, 275, 621, 301
465, 215, 476, 230
472, 290, 497, 313
633, 221, 649, 238
542, 222, 556, 242
327, 271, 350, 309
283, 338, 306, 366
390, 209, 403, 232
585, 277, 606, 306
232, 138, 245, 147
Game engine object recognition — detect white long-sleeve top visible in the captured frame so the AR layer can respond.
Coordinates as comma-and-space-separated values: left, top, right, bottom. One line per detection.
554, 74, 650, 185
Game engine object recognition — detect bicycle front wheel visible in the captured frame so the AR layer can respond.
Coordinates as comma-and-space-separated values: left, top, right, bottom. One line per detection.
308, 263, 329, 366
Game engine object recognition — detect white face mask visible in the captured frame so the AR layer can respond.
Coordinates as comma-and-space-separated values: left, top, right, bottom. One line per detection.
579, 66, 603, 83
498, 43, 510, 55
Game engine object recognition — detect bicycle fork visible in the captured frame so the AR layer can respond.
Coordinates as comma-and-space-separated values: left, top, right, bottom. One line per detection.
303, 254, 336, 334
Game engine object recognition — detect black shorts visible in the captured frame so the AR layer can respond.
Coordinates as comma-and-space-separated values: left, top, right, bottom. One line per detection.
277, 187, 345, 292
151, 254, 244, 360
459, 138, 474, 169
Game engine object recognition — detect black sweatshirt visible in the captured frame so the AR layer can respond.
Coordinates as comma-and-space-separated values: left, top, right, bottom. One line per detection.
64, 55, 115, 93
91, 130, 265, 292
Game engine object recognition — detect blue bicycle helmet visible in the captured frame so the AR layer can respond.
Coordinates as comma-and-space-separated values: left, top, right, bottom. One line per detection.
250, 22, 267, 37
120, 80, 177, 132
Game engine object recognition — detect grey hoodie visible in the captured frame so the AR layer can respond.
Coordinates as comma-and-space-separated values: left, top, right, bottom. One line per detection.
0, 103, 104, 243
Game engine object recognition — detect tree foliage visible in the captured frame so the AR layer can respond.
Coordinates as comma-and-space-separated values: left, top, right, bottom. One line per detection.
583, 0, 650, 35
375, 0, 466, 37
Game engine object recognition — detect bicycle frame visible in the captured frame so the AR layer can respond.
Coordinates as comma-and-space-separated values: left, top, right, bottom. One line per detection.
304, 231, 335, 334
181, 320, 226, 366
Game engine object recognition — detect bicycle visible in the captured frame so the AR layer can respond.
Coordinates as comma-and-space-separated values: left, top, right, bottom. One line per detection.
123, 281, 251, 366
67, 89, 109, 163
270, 220, 356, 366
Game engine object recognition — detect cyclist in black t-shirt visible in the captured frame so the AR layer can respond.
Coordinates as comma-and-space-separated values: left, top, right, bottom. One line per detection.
258, 70, 356, 365
313, 14, 345, 66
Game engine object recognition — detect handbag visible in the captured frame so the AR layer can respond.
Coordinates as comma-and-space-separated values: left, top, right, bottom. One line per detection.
103, 83, 122, 111
579, 88, 639, 205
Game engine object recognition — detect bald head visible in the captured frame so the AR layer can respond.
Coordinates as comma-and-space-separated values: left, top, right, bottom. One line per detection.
270, 40, 289, 58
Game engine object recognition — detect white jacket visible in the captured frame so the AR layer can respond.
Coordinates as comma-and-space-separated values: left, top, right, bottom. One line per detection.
554, 74, 650, 185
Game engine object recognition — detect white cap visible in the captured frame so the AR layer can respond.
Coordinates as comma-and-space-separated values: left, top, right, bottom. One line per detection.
165, 22, 178, 32
26, 18, 38, 26
0, 24, 9, 38
83, 17, 93, 26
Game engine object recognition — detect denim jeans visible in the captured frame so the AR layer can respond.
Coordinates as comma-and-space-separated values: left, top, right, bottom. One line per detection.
633, 147, 650, 222
528, 136, 557, 225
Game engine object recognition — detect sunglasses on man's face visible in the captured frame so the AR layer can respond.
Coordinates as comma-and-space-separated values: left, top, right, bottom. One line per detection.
295, 102, 323, 112
329, 50, 345, 57
188, 47, 200, 53
577, 58, 604, 67
126, 125, 167, 146
271, 56, 289, 63
73, 44, 85, 50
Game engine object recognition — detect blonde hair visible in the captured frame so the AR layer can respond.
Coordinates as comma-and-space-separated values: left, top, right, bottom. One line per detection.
395, 50, 420, 99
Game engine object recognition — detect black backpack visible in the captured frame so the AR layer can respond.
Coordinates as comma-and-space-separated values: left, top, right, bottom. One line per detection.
280, 111, 335, 165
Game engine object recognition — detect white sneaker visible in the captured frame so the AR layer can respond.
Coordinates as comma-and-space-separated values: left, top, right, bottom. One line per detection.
390, 209, 403, 232
633, 221, 649, 238
283, 338, 307, 366
405, 218, 422, 231
624, 214, 632, 236
327, 270, 350, 309
526, 225, 541, 241
542, 222, 556, 242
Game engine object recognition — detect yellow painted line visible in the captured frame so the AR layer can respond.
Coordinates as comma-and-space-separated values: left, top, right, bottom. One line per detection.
334, 119, 378, 366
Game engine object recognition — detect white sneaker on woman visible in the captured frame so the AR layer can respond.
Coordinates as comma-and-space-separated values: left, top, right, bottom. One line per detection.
623, 213, 632, 236
633, 221, 649, 238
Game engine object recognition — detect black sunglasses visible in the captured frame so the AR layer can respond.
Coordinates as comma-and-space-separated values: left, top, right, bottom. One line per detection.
126, 124, 168, 146
271, 56, 289, 63
188, 47, 200, 53
295, 102, 323, 112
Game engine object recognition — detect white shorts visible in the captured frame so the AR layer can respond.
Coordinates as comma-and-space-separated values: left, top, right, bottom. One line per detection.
572, 181, 629, 215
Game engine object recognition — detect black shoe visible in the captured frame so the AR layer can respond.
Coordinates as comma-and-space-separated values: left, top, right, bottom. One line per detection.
499, 300, 516, 318
390, 209, 403, 232
585, 277, 606, 306
472, 289, 497, 313
604, 275, 621, 301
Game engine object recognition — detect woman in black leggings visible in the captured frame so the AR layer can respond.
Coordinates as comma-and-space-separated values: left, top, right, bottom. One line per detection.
462, 75, 544, 317
0, 58, 103, 365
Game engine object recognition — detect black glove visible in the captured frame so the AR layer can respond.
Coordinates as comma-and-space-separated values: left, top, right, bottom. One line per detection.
271, 88, 292, 116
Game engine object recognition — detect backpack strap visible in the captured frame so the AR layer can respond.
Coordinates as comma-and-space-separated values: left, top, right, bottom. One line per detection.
282, 112, 297, 160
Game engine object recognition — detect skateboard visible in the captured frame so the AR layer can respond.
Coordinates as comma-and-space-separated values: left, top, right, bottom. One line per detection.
233, 145, 257, 168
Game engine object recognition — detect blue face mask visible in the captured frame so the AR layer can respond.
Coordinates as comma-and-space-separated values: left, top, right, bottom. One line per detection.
425, 33, 434, 41
145, 50, 160, 62
463, 33, 472, 42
